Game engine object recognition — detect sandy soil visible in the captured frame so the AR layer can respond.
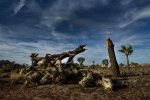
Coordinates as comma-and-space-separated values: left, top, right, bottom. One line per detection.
0, 74, 150, 100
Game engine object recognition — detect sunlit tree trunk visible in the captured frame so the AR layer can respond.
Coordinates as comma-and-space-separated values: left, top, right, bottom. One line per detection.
106, 38, 121, 77
126, 54, 130, 70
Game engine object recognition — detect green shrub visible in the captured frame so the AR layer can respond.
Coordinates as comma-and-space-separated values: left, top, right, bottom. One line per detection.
90, 65, 96, 69
45, 67, 51, 74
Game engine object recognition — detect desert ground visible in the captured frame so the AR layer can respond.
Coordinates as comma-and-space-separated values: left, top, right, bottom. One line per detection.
0, 66, 150, 100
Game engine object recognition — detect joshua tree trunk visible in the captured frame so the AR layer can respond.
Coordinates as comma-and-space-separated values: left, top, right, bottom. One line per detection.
106, 38, 121, 77
48, 45, 87, 65
30, 45, 87, 69
126, 54, 130, 70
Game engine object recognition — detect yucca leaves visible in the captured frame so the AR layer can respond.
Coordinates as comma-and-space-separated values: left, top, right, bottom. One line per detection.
118, 45, 133, 56
121, 45, 127, 51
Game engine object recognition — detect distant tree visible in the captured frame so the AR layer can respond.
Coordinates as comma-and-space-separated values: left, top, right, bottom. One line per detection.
118, 45, 133, 70
77, 57, 85, 67
130, 62, 138, 67
26, 64, 29, 67
93, 61, 95, 65
95, 64, 100, 67
119, 63, 124, 67
102, 59, 109, 67
22, 63, 26, 67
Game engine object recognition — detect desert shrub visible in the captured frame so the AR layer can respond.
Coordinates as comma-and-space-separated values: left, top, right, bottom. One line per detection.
77, 70, 87, 77
95, 64, 101, 67
0, 73, 10, 78
0, 65, 12, 73
10, 72, 25, 85
45, 67, 51, 74
94, 68, 111, 75
12, 69, 20, 73
90, 65, 96, 69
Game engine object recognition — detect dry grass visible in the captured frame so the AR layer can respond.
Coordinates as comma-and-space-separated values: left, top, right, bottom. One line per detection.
10, 72, 25, 85
0, 73, 10, 78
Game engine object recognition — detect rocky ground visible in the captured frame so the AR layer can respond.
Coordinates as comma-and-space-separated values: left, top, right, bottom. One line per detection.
0, 67, 150, 100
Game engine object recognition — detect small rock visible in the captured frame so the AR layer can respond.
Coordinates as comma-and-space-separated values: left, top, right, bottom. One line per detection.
140, 72, 143, 76
132, 80, 137, 83
145, 83, 149, 86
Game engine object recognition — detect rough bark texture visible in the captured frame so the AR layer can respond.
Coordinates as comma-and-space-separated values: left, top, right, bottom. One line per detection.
48, 45, 87, 64
126, 55, 130, 70
30, 45, 87, 67
106, 38, 121, 77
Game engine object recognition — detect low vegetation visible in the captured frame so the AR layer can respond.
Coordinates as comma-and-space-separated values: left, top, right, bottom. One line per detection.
10, 71, 25, 85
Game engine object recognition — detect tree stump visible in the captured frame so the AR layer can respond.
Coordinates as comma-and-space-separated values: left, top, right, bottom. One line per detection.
106, 38, 121, 77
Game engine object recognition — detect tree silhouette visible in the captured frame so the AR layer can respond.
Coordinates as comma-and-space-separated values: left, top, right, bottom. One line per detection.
93, 61, 95, 65
102, 59, 109, 67
119, 63, 124, 67
77, 57, 85, 67
118, 45, 133, 70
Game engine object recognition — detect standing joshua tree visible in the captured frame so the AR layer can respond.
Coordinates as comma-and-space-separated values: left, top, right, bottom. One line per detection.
118, 45, 133, 71
77, 57, 85, 67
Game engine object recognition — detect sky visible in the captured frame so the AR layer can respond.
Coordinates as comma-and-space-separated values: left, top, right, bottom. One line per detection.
0, 0, 150, 65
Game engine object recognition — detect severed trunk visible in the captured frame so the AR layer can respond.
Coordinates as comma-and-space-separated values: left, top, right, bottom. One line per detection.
106, 38, 121, 77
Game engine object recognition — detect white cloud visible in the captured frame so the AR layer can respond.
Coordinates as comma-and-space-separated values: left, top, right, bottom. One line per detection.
118, 6, 150, 28
14, 0, 26, 15
26, 0, 42, 14
0, 28, 150, 65
133, 6, 150, 20
0, 30, 108, 65
101, 0, 109, 5
38, 0, 110, 29
120, 0, 133, 5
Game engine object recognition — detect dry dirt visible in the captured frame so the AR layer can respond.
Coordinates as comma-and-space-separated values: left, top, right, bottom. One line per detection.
0, 74, 150, 100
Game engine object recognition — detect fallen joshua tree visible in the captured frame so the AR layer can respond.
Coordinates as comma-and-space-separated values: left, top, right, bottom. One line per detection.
30, 45, 87, 70
17, 45, 125, 90
21, 45, 87, 86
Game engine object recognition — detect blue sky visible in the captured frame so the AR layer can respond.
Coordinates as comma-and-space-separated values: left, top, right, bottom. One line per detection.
0, 0, 150, 65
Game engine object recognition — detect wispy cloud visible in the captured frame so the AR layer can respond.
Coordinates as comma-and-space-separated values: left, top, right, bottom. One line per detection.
14, 0, 26, 15
38, 0, 110, 30
0, 36, 70, 64
0, 27, 108, 65
118, 5, 150, 28
120, 0, 133, 5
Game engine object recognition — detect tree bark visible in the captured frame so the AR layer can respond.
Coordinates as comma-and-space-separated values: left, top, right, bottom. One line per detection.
126, 54, 130, 70
106, 38, 121, 77
31, 45, 87, 67
48, 45, 87, 64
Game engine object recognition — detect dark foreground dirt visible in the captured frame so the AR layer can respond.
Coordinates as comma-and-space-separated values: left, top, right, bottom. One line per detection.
0, 75, 150, 100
